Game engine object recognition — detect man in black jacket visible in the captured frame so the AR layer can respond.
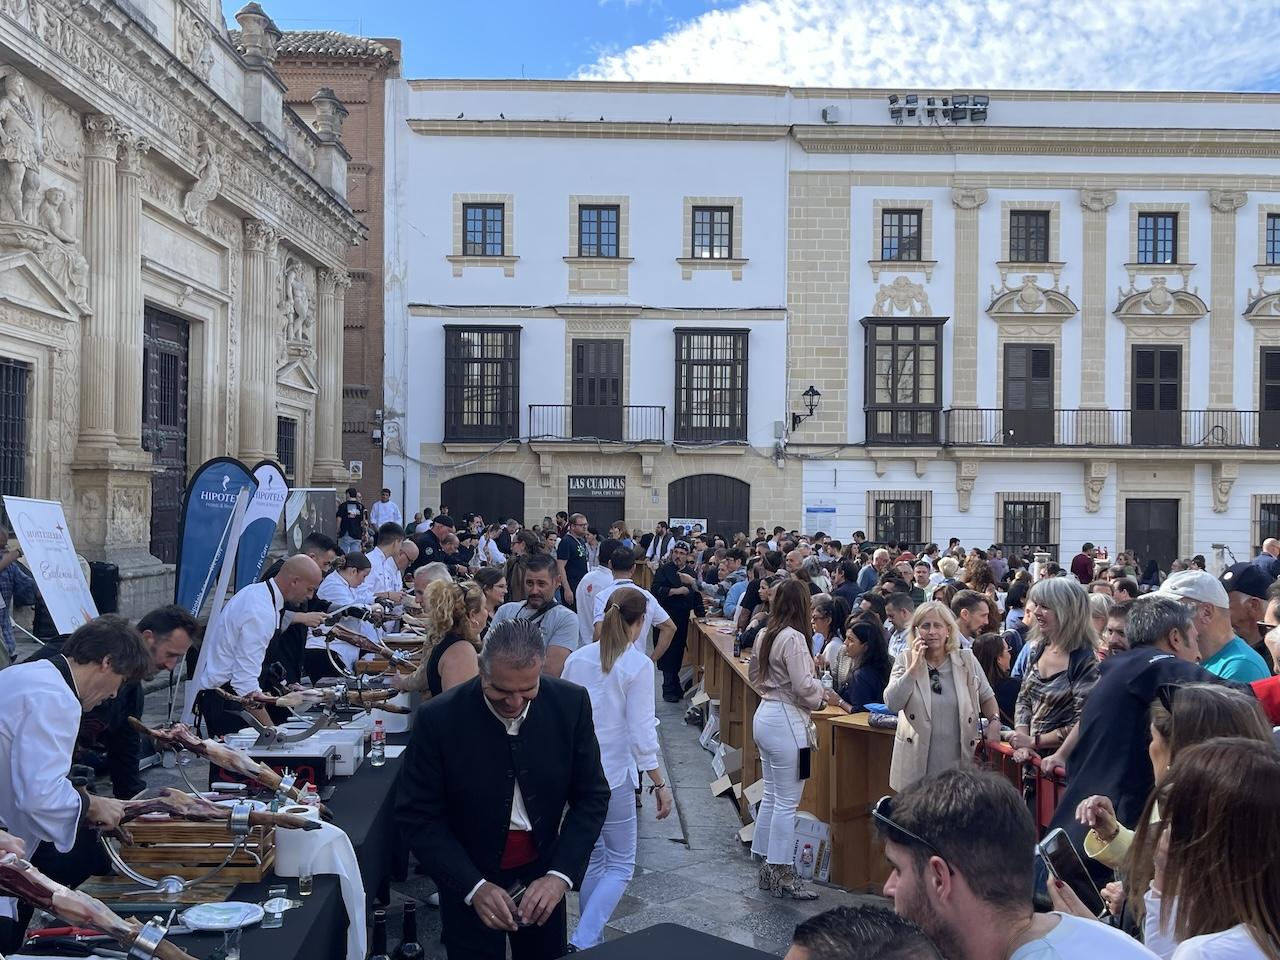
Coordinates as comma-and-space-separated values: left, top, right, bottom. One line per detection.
396, 619, 609, 959
258, 532, 337, 689
652, 540, 705, 703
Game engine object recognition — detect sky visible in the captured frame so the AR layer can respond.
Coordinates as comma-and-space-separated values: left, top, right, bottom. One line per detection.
224, 0, 1280, 91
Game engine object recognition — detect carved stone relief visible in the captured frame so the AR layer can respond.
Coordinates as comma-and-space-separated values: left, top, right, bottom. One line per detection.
34, 186, 89, 314
0, 69, 44, 224
955, 460, 978, 513
279, 256, 314, 347
176, 2, 215, 82
182, 135, 221, 226
40, 95, 81, 172
1084, 461, 1109, 514
1212, 461, 1238, 514
1115, 276, 1208, 320
873, 275, 931, 317
988, 274, 1078, 319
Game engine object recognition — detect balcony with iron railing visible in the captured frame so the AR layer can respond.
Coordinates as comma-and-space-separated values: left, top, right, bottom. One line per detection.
528, 404, 665, 444
865, 408, 1280, 449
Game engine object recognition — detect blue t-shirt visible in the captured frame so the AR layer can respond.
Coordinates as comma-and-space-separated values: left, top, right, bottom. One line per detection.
1202, 635, 1271, 682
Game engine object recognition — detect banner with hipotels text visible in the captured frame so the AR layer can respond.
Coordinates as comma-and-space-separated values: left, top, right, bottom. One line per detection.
173, 457, 256, 614
234, 461, 289, 591
3, 496, 98, 634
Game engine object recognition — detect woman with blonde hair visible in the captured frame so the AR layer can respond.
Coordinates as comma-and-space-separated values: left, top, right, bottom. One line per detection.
562, 588, 671, 949
1007, 577, 1100, 764
1088, 592, 1115, 656
749, 579, 843, 899
884, 600, 1000, 792
390, 579, 485, 696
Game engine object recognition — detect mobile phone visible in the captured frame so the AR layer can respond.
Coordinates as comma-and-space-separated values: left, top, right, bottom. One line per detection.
505, 880, 527, 906
1038, 828, 1107, 917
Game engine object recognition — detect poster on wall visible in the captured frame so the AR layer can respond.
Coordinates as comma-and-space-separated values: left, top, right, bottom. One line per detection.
668, 517, 708, 536
3, 496, 98, 634
804, 503, 837, 535
269, 488, 338, 563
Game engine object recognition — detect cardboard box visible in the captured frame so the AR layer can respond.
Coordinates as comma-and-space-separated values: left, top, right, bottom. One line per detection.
792, 812, 832, 883
743, 779, 765, 822
711, 744, 741, 781
308, 727, 365, 776
698, 701, 721, 751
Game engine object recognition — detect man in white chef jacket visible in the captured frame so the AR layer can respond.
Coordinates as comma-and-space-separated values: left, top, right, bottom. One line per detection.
187, 554, 324, 736
361, 522, 407, 607
369, 488, 403, 528
0, 615, 151, 947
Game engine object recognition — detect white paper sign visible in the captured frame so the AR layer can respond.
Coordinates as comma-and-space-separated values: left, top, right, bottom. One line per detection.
4, 496, 99, 633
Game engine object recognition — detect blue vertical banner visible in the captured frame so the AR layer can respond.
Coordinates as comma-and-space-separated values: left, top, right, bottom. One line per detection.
234, 460, 290, 591
173, 457, 256, 614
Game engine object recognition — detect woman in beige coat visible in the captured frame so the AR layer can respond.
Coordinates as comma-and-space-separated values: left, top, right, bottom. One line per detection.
884, 600, 1001, 792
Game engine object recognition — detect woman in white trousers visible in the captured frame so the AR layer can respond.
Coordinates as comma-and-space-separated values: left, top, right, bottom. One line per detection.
749, 578, 841, 899
561, 587, 672, 950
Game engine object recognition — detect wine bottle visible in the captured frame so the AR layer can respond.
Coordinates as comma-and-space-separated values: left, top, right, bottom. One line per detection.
369, 909, 389, 960
391, 900, 424, 960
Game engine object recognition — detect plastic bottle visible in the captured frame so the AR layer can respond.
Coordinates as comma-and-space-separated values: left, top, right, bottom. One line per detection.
370, 719, 386, 767
799, 843, 815, 880
300, 783, 320, 808
820, 670, 834, 692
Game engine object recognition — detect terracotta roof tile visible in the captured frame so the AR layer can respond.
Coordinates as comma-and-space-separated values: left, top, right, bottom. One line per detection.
228, 29, 395, 62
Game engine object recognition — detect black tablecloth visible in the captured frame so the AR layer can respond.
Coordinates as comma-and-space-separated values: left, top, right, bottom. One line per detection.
577, 924, 775, 958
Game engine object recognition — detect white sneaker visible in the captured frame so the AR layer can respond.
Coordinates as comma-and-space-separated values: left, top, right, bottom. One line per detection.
427, 891, 440, 907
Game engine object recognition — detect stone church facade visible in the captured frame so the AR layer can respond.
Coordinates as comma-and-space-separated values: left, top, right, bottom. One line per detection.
0, 0, 364, 616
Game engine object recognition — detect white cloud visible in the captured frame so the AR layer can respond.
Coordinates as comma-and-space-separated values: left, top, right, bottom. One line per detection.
576, 0, 1280, 90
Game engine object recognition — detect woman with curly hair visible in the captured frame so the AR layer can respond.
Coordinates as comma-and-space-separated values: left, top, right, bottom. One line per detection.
391, 579, 486, 696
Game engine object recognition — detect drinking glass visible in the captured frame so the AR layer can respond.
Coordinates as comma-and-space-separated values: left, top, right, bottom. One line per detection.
222, 926, 242, 960
298, 853, 314, 897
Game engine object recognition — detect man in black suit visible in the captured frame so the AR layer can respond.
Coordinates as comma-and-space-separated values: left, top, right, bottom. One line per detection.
652, 540, 705, 702
396, 619, 609, 959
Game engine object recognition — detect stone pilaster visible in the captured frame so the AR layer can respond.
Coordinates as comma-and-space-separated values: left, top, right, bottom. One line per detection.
313, 267, 347, 479
262, 232, 282, 460
239, 219, 275, 461
950, 187, 988, 408
114, 131, 150, 447
1209, 189, 1246, 410
1079, 190, 1117, 404
78, 114, 122, 447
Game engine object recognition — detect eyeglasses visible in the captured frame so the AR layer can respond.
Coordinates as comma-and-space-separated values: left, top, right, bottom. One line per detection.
927, 666, 942, 695
872, 796, 954, 874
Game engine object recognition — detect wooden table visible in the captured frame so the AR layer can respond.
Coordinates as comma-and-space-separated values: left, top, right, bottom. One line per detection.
687, 618, 895, 890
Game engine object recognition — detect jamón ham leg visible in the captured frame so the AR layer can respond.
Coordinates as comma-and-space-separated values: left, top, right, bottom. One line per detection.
0, 853, 197, 960
128, 721, 331, 818
118, 788, 320, 831
322, 625, 418, 673
213, 685, 407, 714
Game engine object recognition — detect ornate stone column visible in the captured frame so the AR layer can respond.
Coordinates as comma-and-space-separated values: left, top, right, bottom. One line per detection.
239, 219, 274, 461
262, 233, 282, 460
1208, 189, 1246, 411
1078, 190, 1117, 404
114, 131, 149, 447
78, 114, 121, 447
312, 267, 345, 478
950, 187, 988, 409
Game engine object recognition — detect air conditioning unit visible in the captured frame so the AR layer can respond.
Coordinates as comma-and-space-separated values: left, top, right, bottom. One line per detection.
821, 105, 840, 124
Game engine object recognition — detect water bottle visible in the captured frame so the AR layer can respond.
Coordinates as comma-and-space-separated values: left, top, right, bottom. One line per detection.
732, 632, 743, 658
370, 719, 386, 767
799, 842, 815, 880
300, 783, 320, 808
821, 670, 834, 692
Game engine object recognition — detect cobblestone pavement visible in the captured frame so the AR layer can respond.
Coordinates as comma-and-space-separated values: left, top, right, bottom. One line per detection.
85, 663, 885, 958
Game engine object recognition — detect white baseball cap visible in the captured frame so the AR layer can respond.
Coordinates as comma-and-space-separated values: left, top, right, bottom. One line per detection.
1157, 569, 1230, 609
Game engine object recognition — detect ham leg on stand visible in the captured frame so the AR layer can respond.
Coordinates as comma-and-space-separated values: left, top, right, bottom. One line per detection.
128, 721, 331, 819
213, 685, 407, 714
118, 788, 320, 832
0, 853, 196, 960
321, 624, 418, 673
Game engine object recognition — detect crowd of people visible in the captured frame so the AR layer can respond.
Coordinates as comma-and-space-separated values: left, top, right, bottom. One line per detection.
1, 495, 1279, 959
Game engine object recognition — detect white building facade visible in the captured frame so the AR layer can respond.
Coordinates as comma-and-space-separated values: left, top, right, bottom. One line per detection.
385, 80, 1280, 566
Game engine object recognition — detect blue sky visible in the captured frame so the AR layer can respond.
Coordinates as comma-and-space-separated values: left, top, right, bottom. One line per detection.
224, 0, 1280, 90
222, 0, 717, 80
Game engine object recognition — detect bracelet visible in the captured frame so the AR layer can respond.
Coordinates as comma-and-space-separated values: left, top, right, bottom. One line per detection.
1033, 734, 1041, 749
647, 782, 668, 793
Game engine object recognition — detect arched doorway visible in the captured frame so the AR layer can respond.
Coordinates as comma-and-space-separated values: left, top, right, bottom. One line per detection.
440, 473, 526, 525
668, 474, 750, 541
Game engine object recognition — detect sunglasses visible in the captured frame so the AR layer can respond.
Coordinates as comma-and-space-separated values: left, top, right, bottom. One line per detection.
872, 796, 954, 874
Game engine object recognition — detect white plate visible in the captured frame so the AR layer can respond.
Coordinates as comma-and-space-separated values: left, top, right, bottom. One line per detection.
213, 798, 269, 812
180, 902, 265, 931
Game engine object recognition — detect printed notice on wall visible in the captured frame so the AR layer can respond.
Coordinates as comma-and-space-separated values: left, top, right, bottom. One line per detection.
4, 495, 99, 633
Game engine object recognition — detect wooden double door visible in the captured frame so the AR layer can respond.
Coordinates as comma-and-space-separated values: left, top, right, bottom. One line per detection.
143, 308, 189, 564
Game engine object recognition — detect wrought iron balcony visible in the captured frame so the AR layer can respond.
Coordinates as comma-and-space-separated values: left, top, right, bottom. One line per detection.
528, 404, 666, 444
939, 408, 1279, 449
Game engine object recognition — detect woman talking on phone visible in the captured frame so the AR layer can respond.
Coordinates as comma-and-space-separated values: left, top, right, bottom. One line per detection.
748, 579, 842, 899
883, 600, 1001, 792
561, 588, 671, 950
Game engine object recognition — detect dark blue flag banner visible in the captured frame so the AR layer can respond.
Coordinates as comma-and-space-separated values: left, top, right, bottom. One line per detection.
235, 460, 289, 591
173, 457, 256, 614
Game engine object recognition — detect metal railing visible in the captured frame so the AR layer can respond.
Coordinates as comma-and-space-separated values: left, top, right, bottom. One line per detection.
528, 404, 665, 443
940, 408, 1277, 449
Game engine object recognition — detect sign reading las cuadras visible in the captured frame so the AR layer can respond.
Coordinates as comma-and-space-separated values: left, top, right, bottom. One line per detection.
3, 495, 99, 634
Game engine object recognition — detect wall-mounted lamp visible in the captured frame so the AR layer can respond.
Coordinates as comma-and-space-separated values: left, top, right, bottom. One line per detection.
791, 385, 822, 431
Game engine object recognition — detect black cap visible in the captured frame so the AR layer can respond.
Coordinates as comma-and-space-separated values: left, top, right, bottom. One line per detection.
673, 540, 691, 552
432, 514, 455, 528
1219, 562, 1274, 600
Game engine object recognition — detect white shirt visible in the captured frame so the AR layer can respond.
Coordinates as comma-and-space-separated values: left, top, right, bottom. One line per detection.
360, 546, 401, 601
312, 571, 368, 669
592, 578, 671, 655
490, 600, 580, 652
191, 580, 283, 698
369, 499, 402, 527
575, 567, 616, 647
0, 660, 84, 917
1144, 889, 1267, 960
562, 643, 660, 790
1011, 913, 1157, 959
474, 535, 505, 567
462, 697, 572, 905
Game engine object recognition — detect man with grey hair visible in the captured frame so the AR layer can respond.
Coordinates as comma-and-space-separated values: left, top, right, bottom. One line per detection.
1042, 593, 1212, 883
857, 548, 890, 593
396, 619, 609, 959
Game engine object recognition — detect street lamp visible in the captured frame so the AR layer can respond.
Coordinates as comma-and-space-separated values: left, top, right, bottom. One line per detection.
791, 385, 822, 431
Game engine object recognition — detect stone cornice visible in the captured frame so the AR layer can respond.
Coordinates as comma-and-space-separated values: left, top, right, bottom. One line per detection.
1, 0, 364, 262
792, 124, 1280, 158
407, 119, 791, 142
